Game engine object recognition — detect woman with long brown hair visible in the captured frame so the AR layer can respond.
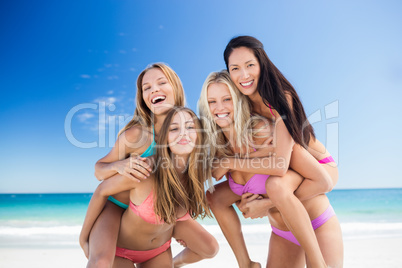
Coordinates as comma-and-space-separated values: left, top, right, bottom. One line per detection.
79, 63, 217, 267
80, 107, 212, 267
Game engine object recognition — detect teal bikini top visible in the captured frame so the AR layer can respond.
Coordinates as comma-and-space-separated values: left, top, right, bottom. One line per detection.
140, 126, 156, 157
108, 126, 156, 209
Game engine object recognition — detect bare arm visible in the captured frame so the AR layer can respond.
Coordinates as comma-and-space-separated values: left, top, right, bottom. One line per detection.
79, 174, 138, 252
94, 125, 152, 181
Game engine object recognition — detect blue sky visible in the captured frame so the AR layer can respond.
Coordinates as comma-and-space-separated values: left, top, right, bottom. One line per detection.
1, 0, 401, 193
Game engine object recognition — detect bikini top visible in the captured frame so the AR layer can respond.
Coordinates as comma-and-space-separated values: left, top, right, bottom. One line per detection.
107, 126, 157, 210
129, 190, 191, 225
140, 126, 156, 157
227, 146, 270, 196
228, 173, 270, 196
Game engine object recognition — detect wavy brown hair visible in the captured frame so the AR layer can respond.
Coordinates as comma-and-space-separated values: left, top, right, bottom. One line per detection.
224, 36, 315, 147
118, 63, 186, 137
153, 107, 211, 224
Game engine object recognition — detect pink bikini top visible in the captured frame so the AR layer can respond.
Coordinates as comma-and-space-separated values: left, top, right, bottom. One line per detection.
129, 191, 191, 225
228, 173, 270, 196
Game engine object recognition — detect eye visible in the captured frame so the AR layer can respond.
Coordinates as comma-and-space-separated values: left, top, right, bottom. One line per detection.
208, 101, 216, 104
231, 67, 238, 72
247, 63, 255, 67
186, 125, 195, 129
169, 128, 179, 132
224, 98, 231, 102
159, 81, 167, 85
143, 86, 150, 91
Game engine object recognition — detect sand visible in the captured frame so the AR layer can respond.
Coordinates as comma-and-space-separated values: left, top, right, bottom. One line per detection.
1, 237, 401, 267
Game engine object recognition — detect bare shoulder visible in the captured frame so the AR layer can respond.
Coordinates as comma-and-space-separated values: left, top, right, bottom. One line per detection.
252, 116, 274, 138
120, 124, 152, 144
251, 116, 273, 146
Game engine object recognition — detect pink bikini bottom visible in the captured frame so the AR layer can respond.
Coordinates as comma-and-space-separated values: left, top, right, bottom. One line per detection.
271, 205, 335, 246
115, 239, 171, 263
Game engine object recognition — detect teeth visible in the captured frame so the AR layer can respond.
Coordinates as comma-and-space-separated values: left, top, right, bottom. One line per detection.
216, 113, 229, 118
151, 96, 166, 104
241, 81, 253, 86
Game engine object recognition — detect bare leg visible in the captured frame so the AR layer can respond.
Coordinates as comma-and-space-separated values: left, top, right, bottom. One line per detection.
316, 216, 343, 268
138, 247, 173, 268
207, 181, 261, 268
87, 201, 124, 268
266, 170, 326, 268
112, 256, 135, 268
266, 231, 305, 268
172, 219, 218, 267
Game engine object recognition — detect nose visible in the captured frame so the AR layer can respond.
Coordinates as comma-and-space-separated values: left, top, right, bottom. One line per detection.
216, 100, 224, 111
241, 68, 250, 80
151, 84, 160, 94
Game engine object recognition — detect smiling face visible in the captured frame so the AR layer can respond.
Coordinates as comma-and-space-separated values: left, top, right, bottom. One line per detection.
168, 111, 198, 156
207, 83, 234, 129
141, 68, 175, 115
228, 46, 261, 97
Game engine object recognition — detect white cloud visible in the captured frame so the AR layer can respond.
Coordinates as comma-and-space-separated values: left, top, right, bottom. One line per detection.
77, 112, 95, 122
107, 90, 114, 95
80, 74, 91, 79
119, 50, 126, 54
159, 25, 164, 30
107, 75, 119, 80
94, 96, 117, 105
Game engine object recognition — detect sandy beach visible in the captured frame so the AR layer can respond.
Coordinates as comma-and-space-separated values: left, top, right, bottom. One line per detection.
1, 236, 401, 267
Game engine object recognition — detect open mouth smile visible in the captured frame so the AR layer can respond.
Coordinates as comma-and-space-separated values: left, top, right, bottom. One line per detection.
151, 95, 166, 104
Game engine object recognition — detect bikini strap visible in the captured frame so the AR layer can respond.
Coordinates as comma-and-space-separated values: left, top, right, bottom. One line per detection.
268, 104, 276, 119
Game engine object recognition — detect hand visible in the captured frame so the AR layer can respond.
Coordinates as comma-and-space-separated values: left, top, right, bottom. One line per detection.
115, 154, 152, 182
248, 136, 275, 158
236, 193, 273, 219
236, 193, 261, 215
211, 158, 231, 181
175, 238, 187, 247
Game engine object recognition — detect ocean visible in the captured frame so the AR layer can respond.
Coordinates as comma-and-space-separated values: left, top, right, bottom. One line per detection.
1, 189, 402, 248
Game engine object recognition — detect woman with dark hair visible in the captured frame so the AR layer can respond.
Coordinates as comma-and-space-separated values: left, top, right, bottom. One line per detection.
207, 36, 343, 267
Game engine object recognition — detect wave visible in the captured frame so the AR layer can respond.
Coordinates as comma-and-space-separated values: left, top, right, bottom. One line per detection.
1, 222, 402, 239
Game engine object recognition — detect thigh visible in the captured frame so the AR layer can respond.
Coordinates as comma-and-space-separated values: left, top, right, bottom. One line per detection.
173, 219, 218, 258
112, 256, 135, 268
138, 247, 173, 268
315, 216, 344, 268
206, 180, 240, 209
266, 231, 305, 268
88, 201, 125, 263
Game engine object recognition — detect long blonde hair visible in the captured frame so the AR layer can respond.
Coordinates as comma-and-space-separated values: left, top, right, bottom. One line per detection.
198, 70, 254, 157
118, 63, 186, 137
153, 107, 211, 224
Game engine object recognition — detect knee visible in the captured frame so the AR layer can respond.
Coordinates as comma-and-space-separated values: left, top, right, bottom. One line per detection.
265, 176, 292, 203
200, 235, 219, 259
206, 191, 223, 212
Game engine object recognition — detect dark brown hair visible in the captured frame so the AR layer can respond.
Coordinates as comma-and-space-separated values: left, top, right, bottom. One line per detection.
224, 36, 315, 147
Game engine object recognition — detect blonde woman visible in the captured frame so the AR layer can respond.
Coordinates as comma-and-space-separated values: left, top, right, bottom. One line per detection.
199, 70, 343, 268
80, 63, 217, 267
80, 107, 212, 267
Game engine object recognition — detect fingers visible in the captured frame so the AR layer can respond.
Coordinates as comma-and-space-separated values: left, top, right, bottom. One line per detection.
241, 192, 254, 200
130, 157, 152, 173
175, 239, 187, 247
